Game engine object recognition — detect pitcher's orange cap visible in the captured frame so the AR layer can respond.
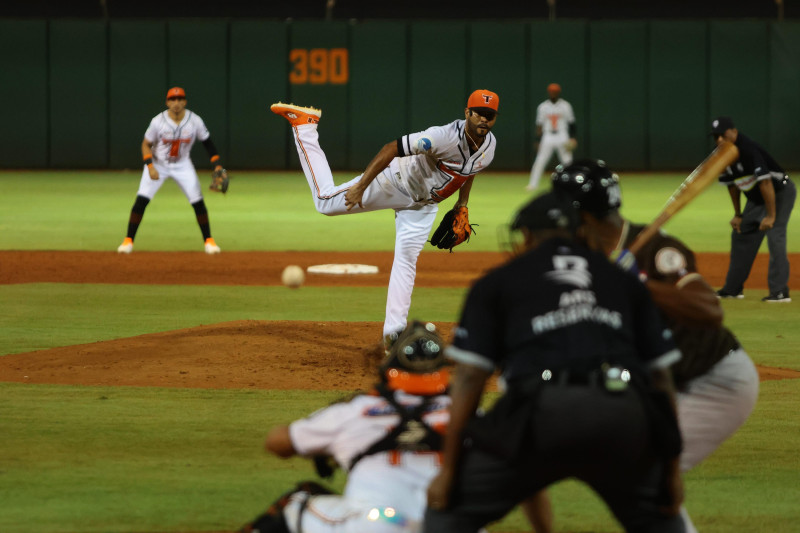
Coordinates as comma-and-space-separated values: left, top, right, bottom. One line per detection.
167, 87, 186, 99
547, 83, 561, 94
467, 89, 499, 111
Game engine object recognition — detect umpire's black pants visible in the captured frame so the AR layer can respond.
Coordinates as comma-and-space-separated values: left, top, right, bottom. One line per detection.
423, 384, 686, 533
721, 178, 796, 295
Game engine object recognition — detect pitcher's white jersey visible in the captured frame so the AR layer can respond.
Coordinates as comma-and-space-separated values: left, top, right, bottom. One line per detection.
284, 114, 496, 339
145, 110, 210, 164
536, 99, 575, 139
394, 119, 496, 203
288, 390, 450, 522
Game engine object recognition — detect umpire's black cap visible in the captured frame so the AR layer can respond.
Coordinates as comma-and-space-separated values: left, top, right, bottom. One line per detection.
710, 116, 735, 136
511, 191, 580, 234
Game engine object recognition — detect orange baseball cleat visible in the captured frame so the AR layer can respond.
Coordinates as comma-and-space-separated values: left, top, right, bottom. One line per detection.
270, 102, 322, 126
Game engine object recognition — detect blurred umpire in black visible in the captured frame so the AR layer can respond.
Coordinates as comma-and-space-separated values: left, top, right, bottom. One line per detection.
711, 116, 796, 302
424, 191, 687, 533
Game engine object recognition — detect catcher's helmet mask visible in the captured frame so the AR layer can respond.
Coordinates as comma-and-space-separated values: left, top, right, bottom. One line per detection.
381, 321, 450, 395
551, 159, 622, 218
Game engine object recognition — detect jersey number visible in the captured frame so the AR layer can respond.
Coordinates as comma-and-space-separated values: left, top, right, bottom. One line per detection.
290, 48, 349, 85
165, 138, 190, 158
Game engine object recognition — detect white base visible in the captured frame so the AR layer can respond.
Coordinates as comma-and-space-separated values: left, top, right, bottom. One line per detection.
306, 264, 379, 275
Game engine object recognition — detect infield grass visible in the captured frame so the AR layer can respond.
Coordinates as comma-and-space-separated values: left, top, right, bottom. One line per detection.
1, 381, 797, 533
2, 170, 799, 252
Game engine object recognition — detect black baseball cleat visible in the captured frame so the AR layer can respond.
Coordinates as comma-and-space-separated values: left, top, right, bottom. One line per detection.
762, 290, 791, 302
716, 289, 744, 299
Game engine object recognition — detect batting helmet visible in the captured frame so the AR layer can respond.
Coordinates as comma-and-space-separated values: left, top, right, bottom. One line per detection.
381, 321, 449, 395
551, 159, 622, 217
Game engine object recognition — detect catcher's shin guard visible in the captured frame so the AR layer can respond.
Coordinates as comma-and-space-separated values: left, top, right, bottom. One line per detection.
239, 481, 333, 533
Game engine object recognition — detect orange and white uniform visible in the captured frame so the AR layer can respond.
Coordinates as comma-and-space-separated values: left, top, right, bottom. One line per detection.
528, 98, 576, 190
137, 110, 210, 203
289, 119, 496, 336
282, 391, 451, 533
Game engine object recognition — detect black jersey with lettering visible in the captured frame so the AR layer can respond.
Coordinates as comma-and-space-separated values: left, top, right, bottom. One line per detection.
447, 238, 679, 386
625, 222, 740, 390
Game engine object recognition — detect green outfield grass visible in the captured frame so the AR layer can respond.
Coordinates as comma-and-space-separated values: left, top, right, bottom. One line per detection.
1, 170, 799, 532
2, 170, 798, 252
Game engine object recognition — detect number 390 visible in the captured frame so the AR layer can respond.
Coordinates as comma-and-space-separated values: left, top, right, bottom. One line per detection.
289, 48, 349, 85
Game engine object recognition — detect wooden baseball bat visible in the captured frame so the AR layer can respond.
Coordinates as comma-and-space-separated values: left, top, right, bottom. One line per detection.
628, 141, 739, 255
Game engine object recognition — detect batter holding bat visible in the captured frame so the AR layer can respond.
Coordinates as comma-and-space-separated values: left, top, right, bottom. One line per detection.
548, 158, 759, 533
117, 87, 227, 255
271, 90, 498, 344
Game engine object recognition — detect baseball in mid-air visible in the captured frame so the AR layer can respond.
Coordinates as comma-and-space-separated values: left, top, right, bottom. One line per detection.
281, 265, 305, 289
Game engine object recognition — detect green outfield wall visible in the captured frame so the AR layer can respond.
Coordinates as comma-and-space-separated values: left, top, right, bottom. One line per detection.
1, 19, 799, 171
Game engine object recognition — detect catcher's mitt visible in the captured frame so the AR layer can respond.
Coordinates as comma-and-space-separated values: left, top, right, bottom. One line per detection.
209, 167, 229, 193
430, 206, 476, 252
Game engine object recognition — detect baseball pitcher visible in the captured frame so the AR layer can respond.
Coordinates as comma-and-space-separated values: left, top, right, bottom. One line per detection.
271, 90, 498, 344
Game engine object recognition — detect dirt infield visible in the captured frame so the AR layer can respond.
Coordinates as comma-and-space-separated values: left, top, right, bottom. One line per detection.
2, 251, 798, 388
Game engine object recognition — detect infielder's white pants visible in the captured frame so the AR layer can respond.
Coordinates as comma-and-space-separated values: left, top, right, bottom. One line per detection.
528, 134, 573, 190
136, 160, 203, 204
291, 124, 439, 336
677, 347, 759, 533
284, 494, 421, 533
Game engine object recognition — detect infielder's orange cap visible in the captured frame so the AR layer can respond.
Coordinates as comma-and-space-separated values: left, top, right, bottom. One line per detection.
547, 83, 561, 93
166, 86, 186, 99
467, 89, 499, 111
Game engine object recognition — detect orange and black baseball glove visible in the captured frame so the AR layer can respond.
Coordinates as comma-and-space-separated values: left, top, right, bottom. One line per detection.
430, 206, 476, 252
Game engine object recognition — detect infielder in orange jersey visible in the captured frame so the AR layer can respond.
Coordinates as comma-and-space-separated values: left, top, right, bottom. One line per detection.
271, 90, 499, 345
527, 83, 577, 191
117, 87, 225, 255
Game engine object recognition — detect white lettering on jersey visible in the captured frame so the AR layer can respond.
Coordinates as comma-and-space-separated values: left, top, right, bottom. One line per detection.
532, 257, 622, 335
546, 255, 592, 288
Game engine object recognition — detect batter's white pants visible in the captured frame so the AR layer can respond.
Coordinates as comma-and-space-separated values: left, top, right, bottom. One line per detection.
528, 134, 573, 190
291, 124, 439, 337
284, 494, 421, 533
677, 347, 759, 533
136, 160, 203, 204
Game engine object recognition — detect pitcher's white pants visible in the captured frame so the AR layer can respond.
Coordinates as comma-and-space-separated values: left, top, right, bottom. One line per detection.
528, 133, 572, 190
291, 124, 438, 336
